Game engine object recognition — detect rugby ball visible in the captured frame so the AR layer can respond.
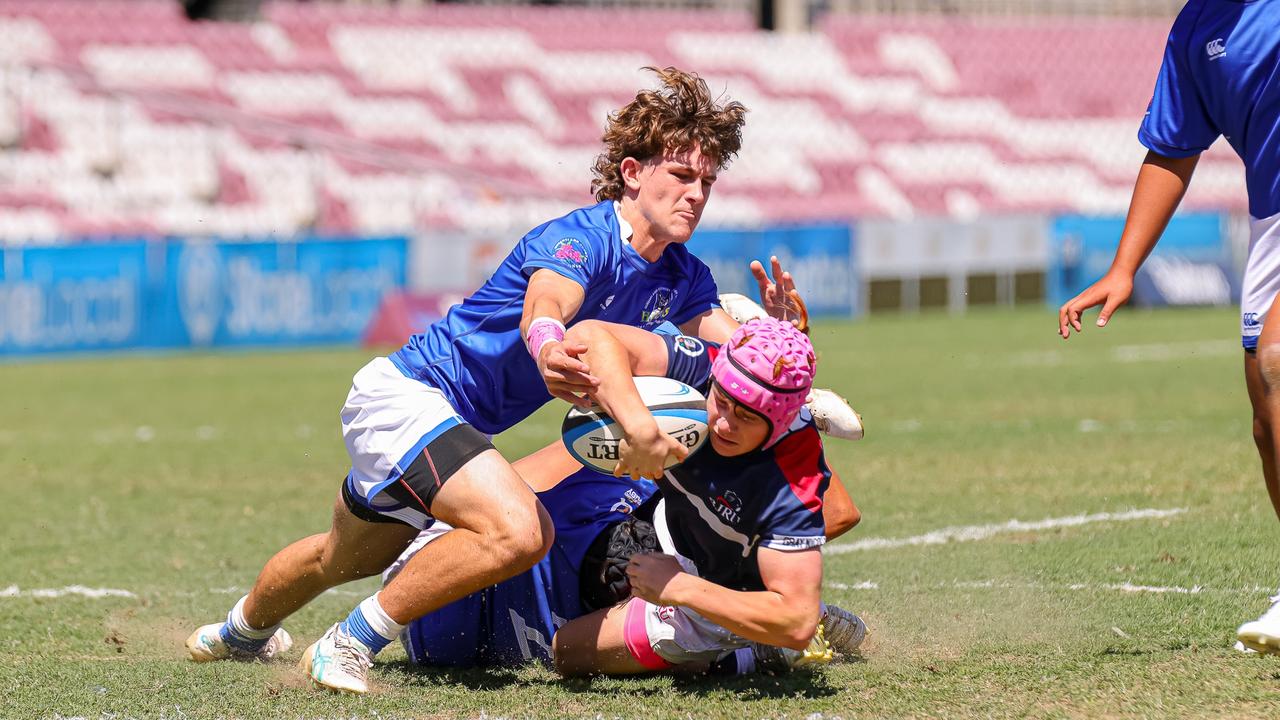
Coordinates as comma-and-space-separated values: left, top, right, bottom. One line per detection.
562, 376, 709, 474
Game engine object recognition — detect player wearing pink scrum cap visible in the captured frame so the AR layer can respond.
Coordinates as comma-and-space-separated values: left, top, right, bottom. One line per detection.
543, 317, 866, 677
710, 318, 816, 452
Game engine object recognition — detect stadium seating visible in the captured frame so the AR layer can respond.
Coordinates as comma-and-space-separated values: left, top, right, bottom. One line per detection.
0, 0, 1246, 242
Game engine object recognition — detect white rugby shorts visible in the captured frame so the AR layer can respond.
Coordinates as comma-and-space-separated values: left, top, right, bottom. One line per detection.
1240, 211, 1280, 349
340, 357, 493, 529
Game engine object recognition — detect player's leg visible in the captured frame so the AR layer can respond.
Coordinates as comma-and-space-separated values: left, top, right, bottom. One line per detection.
186, 490, 418, 663
1237, 265, 1280, 654
551, 601, 664, 677
301, 450, 554, 693
241, 491, 419, 627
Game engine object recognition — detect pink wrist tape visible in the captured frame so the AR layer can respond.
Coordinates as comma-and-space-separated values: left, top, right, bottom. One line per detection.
526, 317, 566, 360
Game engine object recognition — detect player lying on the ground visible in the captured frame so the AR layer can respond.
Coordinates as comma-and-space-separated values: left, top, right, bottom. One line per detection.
543, 316, 858, 676
390, 434, 862, 673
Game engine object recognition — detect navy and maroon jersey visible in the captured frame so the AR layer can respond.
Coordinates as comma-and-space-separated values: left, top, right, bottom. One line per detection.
659, 333, 830, 591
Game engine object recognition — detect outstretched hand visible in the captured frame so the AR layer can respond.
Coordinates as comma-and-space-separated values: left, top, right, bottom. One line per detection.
751, 256, 809, 332
1058, 272, 1133, 339
539, 340, 599, 407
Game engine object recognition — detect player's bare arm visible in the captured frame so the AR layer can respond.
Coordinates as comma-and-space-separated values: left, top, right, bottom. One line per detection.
562, 320, 688, 480
822, 471, 860, 540
626, 547, 823, 651
522, 269, 598, 406
1058, 151, 1200, 338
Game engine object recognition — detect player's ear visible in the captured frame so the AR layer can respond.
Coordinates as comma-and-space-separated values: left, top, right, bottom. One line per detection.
620, 157, 644, 191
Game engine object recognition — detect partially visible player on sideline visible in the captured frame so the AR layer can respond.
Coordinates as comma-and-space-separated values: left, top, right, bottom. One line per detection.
1056, 3, 1280, 653
547, 317, 864, 676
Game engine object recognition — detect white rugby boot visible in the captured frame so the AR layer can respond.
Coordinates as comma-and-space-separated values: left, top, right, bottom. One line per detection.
300, 623, 375, 694
749, 620, 834, 674
719, 292, 770, 324
186, 623, 293, 662
805, 389, 865, 441
1236, 594, 1280, 654
820, 604, 867, 655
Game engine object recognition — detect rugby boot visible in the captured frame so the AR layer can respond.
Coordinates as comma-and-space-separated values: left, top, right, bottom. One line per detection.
749, 619, 834, 674
186, 623, 293, 662
1237, 594, 1280, 654
300, 622, 374, 694
820, 604, 867, 655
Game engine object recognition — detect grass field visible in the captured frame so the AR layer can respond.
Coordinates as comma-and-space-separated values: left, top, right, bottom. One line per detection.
5, 306, 1280, 719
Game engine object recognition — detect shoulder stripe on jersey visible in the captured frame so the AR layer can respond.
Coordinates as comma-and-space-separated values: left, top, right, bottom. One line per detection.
662, 471, 753, 558
772, 425, 827, 514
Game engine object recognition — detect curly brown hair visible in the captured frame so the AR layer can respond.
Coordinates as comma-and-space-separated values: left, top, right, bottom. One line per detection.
591, 67, 748, 202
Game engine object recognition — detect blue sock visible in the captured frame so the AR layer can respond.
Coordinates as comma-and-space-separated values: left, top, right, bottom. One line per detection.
339, 598, 398, 655
219, 622, 269, 652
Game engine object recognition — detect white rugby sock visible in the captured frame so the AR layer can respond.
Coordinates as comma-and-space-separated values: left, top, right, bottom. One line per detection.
225, 595, 277, 640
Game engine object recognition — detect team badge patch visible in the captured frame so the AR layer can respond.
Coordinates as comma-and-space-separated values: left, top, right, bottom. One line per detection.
673, 336, 705, 357
552, 238, 588, 268
641, 287, 678, 326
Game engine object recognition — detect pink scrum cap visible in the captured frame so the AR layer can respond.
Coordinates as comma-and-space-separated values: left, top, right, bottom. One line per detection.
710, 317, 816, 449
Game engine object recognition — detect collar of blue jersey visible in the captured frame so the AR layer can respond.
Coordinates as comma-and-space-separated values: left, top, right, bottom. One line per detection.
612, 201, 634, 247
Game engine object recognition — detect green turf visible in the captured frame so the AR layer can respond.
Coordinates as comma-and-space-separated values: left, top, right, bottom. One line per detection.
4, 306, 1280, 718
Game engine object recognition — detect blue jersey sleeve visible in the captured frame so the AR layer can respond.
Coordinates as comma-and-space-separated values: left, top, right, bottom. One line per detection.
519, 227, 608, 291
661, 334, 719, 389
668, 254, 721, 327
1138, 6, 1220, 158
758, 426, 829, 552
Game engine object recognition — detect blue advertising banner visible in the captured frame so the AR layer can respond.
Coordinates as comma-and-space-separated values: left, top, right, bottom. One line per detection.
0, 236, 406, 357
688, 224, 857, 317
1048, 214, 1235, 307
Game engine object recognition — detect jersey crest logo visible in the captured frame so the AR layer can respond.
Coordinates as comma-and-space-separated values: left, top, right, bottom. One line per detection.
1206, 38, 1226, 61
641, 287, 678, 326
710, 490, 742, 525
552, 238, 588, 268
673, 336, 705, 357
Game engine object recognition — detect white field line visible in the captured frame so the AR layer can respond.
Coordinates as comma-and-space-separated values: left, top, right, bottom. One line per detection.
0, 584, 136, 599
1005, 340, 1237, 368
826, 508, 1186, 555
827, 579, 1274, 596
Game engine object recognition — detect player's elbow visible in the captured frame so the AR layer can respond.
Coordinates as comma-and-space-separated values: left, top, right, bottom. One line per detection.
825, 505, 861, 541
773, 602, 821, 651
777, 618, 819, 652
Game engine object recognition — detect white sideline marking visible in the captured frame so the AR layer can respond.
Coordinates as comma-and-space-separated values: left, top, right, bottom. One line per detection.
826, 508, 1187, 554
827, 581, 880, 590
1006, 340, 1236, 368
830, 579, 1264, 596
0, 585, 136, 599
1111, 340, 1237, 363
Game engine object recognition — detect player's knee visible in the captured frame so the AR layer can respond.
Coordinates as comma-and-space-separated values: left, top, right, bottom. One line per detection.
563, 318, 607, 346
484, 502, 554, 573
1257, 343, 1280, 393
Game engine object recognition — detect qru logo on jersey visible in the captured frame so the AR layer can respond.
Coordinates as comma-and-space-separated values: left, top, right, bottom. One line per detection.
1206, 38, 1226, 61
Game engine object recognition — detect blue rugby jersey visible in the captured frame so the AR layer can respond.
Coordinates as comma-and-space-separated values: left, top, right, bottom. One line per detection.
390, 200, 720, 435
1139, 0, 1280, 219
